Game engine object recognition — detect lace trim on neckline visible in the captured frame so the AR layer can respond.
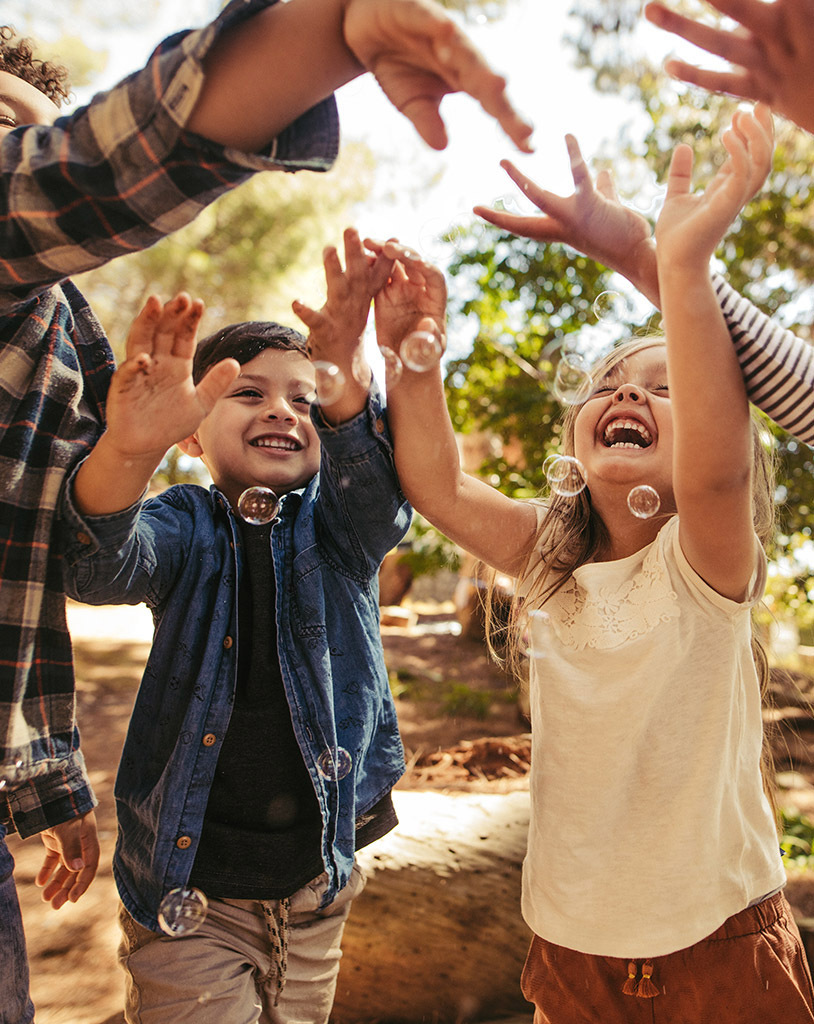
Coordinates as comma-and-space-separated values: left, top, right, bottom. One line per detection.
547, 539, 679, 652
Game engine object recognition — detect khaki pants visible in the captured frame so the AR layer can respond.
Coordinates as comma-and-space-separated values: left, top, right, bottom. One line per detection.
118, 864, 365, 1024
521, 891, 814, 1024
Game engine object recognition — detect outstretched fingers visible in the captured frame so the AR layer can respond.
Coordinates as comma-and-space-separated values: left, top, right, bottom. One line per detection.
124, 293, 203, 367
424, 16, 533, 152
195, 358, 241, 415
664, 143, 695, 200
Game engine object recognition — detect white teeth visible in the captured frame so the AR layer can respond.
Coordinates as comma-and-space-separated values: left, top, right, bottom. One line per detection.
602, 418, 653, 448
252, 437, 299, 450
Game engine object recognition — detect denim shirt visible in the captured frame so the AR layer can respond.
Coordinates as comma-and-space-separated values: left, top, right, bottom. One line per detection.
60, 389, 410, 929
0, 0, 338, 837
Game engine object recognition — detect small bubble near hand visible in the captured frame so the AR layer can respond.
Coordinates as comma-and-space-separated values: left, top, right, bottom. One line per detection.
545, 455, 587, 498
592, 290, 633, 324
317, 747, 353, 781
237, 486, 280, 525
401, 331, 443, 372
379, 346, 403, 385
311, 361, 346, 406
627, 485, 660, 519
157, 887, 208, 937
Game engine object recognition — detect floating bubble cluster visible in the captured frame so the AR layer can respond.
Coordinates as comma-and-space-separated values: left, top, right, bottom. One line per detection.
316, 747, 353, 781
545, 455, 587, 497
237, 486, 280, 525
627, 485, 660, 519
157, 887, 208, 937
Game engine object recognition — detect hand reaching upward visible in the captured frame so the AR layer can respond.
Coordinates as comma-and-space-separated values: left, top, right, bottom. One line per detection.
655, 103, 774, 270
474, 136, 660, 306
645, 0, 814, 135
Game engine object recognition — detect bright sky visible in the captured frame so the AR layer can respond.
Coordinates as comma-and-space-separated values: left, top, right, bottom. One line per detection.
65, 0, 678, 250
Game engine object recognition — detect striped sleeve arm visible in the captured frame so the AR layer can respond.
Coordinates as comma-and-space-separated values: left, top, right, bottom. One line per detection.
714, 274, 814, 444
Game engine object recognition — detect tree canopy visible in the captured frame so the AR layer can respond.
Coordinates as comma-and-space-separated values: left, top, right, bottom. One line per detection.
439, 0, 814, 626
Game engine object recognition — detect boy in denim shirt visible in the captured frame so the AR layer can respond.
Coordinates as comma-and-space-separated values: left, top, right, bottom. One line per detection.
59, 228, 409, 1022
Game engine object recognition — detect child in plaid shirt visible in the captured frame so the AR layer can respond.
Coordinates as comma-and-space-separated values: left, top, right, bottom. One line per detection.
0, 6, 532, 1021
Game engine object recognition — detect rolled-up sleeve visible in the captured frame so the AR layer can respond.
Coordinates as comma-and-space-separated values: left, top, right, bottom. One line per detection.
0, 0, 339, 303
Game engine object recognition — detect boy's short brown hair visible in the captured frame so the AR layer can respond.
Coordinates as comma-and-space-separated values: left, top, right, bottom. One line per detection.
0, 26, 71, 107
192, 321, 308, 385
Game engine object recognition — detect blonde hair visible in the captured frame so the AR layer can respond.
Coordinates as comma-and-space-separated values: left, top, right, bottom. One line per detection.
484, 336, 779, 818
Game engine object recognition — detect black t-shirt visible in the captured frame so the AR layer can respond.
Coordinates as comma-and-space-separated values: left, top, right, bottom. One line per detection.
189, 521, 397, 900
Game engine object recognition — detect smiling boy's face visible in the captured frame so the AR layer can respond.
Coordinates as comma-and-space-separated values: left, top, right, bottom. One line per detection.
180, 347, 320, 511
0, 69, 60, 137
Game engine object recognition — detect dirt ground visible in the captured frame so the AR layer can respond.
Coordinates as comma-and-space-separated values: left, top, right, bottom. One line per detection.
8, 597, 814, 1023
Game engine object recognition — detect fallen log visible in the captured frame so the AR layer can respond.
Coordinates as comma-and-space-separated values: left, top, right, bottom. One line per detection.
332, 789, 532, 1023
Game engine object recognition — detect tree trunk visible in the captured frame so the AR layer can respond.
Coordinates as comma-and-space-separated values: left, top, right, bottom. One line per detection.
332, 789, 532, 1024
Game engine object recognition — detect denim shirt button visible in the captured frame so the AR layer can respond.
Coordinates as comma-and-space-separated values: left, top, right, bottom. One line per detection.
176, 835, 192, 850
202, 733, 217, 747
375, 417, 385, 433
222, 636, 234, 649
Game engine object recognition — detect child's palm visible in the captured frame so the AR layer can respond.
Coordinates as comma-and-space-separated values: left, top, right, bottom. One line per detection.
372, 241, 447, 352
656, 104, 773, 265
105, 294, 236, 459
477, 138, 653, 275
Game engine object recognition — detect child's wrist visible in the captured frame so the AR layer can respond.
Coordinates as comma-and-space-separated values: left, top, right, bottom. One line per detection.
93, 431, 168, 472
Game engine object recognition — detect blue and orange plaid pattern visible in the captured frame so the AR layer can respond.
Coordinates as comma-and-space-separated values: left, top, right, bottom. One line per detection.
0, 0, 338, 836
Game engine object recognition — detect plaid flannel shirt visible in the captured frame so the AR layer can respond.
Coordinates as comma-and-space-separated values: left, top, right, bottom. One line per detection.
0, 0, 339, 838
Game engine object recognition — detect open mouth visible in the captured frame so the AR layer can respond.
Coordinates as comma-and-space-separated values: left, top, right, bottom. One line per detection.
602, 418, 653, 449
250, 435, 302, 451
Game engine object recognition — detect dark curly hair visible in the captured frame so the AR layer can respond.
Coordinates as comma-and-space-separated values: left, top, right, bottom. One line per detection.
0, 26, 71, 107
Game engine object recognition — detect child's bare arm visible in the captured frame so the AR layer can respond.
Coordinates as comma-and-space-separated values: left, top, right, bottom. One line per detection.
373, 241, 537, 576
292, 227, 392, 426
73, 295, 239, 517
188, 0, 534, 154
645, 0, 814, 136
656, 104, 774, 600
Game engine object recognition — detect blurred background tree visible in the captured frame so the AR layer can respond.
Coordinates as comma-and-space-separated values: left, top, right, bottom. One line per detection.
438, 0, 814, 639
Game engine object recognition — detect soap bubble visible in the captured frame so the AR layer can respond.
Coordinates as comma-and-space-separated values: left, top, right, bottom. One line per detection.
401, 331, 443, 372
627, 485, 660, 519
157, 887, 208, 937
237, 486, 280, 525
317, 747, 353, 781
378, 346, 403, 385
592, 290, 633, 324
545, 455, 587, 498
311, 361, 346, 406
552, 354, 593, 405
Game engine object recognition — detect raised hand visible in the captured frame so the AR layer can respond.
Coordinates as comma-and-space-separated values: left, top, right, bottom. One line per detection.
73, 294, 240, 516
292, 227, 393, 422
474, 136, 660, 306
343, 0, 534, 152
655, 103, 774, 268
364, 239, 448, 359
36, 810, 100, 910
103, 294, 238, 463
645, 0, 814, 135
